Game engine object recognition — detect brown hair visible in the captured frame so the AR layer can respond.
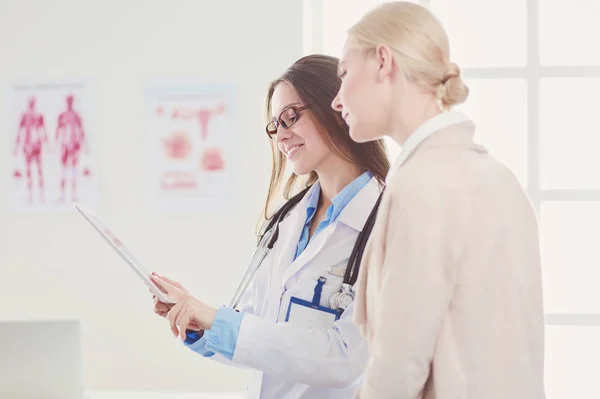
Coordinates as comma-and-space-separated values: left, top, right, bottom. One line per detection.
261, 54, 390, 226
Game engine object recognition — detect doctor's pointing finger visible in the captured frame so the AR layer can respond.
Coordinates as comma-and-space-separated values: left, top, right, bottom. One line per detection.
150, 274, 214, 339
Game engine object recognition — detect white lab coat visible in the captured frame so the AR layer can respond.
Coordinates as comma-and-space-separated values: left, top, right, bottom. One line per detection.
208, 178, 381, 398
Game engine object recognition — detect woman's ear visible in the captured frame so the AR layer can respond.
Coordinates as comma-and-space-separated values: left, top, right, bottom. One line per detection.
375, 44, 395, 82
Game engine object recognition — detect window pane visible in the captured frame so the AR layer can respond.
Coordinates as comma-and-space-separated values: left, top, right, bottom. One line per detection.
540, 202, 600, 313
540, 78, 600, 189
455, 78, 528, 187
545, 326, 600, 398
322, 1, 419, 58
540, 0, 600, 66
429, 0, 527, 67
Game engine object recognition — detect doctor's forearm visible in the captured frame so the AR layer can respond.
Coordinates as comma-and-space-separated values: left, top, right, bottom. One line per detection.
232, 313, 367, 387
184, 307, 248, 369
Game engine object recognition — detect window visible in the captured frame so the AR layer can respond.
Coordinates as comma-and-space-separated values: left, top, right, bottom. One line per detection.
540, 78, 600, 189
309, 0, 600, 397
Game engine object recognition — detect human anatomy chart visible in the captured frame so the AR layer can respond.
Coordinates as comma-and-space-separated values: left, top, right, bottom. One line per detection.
8, 83, 98, 212
144, 83, 235, 211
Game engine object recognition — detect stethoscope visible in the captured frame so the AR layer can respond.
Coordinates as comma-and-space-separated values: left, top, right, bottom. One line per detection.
228, 184, 384, 315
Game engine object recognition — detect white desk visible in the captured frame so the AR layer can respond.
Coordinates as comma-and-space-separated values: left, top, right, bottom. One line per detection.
86, 391, 244, 399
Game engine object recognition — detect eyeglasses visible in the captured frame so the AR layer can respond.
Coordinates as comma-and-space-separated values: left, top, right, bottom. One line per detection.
265, 105, 310, 139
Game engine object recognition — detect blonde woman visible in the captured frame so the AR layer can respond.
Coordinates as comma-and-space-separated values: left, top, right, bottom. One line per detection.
331, 2, 545, 398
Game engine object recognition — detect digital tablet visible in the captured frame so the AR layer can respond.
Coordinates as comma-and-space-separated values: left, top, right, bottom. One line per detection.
73, 202, 174, 304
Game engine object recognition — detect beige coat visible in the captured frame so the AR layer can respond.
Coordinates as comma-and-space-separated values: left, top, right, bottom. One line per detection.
354, 120, 546, 399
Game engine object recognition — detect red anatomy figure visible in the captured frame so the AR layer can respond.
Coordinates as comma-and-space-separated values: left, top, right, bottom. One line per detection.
55, 94, 88, 202
14, 96, 48, 203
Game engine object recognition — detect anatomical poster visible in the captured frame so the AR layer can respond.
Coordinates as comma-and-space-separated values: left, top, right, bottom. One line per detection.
7, 82, 98, 212
144, 83, 236, 211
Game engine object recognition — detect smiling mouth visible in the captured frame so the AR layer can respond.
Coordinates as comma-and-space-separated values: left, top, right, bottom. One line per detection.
286, 144, 304, 157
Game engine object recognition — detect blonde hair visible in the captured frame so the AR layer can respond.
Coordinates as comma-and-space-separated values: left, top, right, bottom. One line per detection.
347, 1, 469, 110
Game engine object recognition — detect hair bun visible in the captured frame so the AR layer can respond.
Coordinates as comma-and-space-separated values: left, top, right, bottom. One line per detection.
438, 62, 469, 110
444, 63, 461, 82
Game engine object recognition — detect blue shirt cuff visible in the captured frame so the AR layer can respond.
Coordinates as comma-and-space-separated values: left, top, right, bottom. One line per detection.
184, 306, 244, 360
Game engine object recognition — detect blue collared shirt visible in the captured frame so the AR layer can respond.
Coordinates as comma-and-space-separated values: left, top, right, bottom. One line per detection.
294, 171, 373, 260
184, 171, 373, 360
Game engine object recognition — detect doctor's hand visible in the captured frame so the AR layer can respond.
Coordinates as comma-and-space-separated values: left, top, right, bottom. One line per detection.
150, 273, 200, 331
150, 274, 217, 342
149, 272, 190, 316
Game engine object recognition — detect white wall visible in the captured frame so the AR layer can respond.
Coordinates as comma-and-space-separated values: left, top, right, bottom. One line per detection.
0, 0, 304, 393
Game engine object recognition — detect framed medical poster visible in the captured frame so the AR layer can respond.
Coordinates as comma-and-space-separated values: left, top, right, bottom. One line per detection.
144, 82, 237, 212
6, 81, 98, 213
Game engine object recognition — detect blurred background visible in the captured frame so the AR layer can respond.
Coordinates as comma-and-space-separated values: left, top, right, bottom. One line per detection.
1, 0, 598, 398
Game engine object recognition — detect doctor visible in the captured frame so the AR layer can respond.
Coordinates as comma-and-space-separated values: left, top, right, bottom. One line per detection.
149, 54, 390, 398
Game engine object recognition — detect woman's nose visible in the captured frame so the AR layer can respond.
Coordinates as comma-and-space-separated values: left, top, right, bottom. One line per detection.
275, 125, 293, 142
331, 92, 343, 112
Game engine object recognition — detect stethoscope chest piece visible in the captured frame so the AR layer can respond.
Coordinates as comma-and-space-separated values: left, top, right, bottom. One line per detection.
329, 283, 355, 311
